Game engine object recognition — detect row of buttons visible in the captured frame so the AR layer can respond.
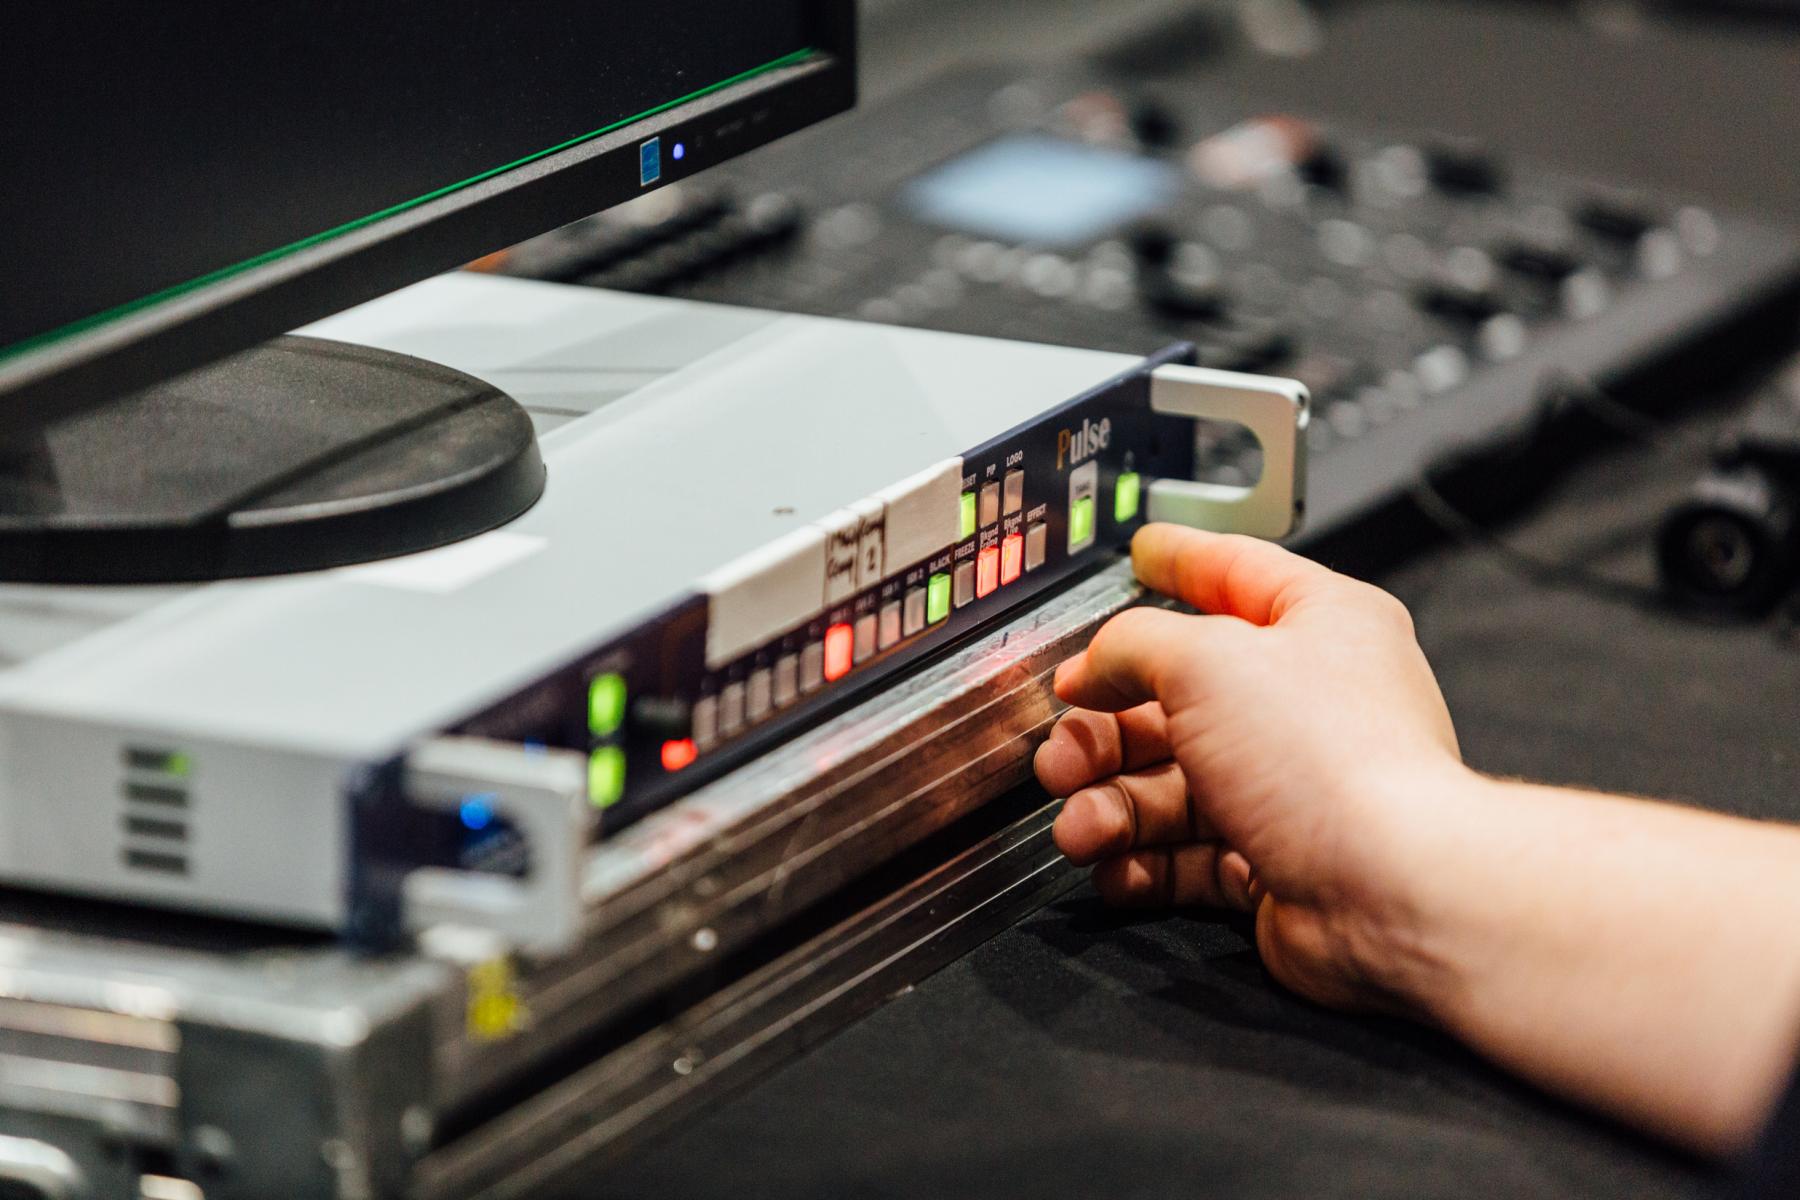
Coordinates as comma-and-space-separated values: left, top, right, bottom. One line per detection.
962, 469, 1028, 538
951, 521, 1049, 608
692, 570, 956, 752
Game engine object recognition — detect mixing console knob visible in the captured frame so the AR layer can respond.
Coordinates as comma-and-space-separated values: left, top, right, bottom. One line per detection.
1127, 221, 1180, 270
1576, 195, 1654, 243
1128, 97, 1182, 151
1425, 141, 1503, 196
1296, 145, 1348, 192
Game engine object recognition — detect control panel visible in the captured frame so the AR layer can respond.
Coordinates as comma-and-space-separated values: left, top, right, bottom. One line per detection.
450, 346, 1219, 829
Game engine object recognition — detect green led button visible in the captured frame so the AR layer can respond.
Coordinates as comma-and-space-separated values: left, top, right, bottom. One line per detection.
927, 572, 953, 624
588, 746, 627, 809
1068, 495, 1096, 551
1114, 471, 1142, 524
959, 492, 978, 541
588, 672, 628, 738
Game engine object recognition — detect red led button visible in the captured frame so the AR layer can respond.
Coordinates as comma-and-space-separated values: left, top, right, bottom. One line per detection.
661, 738, 698, 772
823, 622, 855, 681
999, 533, 1024, 586
976, 545, 1000, 598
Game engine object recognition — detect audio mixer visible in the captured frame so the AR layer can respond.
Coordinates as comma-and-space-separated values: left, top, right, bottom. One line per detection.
0, 273, 1301, 946
488, 64, 1800, 539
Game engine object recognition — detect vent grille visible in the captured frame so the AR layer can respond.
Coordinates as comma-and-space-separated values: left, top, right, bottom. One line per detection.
120, 747, 192, 876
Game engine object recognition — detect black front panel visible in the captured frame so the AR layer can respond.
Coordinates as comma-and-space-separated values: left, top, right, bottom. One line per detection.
450, 345, 1196, 832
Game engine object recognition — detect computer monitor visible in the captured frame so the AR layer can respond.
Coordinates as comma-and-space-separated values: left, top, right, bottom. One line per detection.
0, 2, 856, 582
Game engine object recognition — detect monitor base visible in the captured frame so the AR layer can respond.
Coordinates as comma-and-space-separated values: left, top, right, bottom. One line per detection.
0, 336, 545, 584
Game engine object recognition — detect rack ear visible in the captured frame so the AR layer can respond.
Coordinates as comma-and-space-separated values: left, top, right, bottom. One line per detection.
1146, 364, 1310, 540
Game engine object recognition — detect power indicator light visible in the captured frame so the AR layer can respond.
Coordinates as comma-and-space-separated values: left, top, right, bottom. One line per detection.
823, 623, 855, 681
976, 546, 1000, 598
460, 794, 496, 831
927, 572, 953, 624
1000, 533, 1024, 586
588, 672, 628, 738
959, 492, 978, 540
1115, 471, 1142, 523
588, 747, 627, 809
661, 738, 698, 772
673, 142, 687, 161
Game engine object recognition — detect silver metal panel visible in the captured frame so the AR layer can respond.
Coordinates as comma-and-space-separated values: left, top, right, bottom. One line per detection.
0, 559, 1152, 1199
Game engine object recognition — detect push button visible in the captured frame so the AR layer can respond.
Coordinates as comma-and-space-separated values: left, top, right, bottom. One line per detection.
588, 672, 628, 739
747, 668, 772, 723
692, 695, 720, 751
773, 655, 799, 708
953, 561, 977, 608
1114, 471, 1142, 523
903, 588, 928, 636
976, 545, 1001, 598
800, 641, 826, 693
1025, 522, 1048, 572
879, 600, 904, 649
588, 746, 627, 809
853, 614, 878, 664
959, 492, 978, 540
979, 481, 1002, 528
720, 682, 746, 735
1000, 533, 1024, 586
1069, 461, 1099, 552
928, 572, 953, 623
1002, 470, 1025, 516
824, 623, 855, 681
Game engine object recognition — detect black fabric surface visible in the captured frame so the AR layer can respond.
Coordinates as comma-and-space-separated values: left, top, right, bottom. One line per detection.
601, 375, 1800, 1199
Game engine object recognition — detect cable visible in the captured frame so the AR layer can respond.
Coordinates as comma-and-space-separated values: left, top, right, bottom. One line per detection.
1404, 374, 1684, 614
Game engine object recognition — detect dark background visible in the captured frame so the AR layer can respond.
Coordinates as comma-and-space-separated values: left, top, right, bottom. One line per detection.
0, 1, 814, 354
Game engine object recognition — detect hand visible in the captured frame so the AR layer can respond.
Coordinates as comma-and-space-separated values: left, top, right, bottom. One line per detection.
1034, 523, 1468, 1014
1036, 525, 1800, 1154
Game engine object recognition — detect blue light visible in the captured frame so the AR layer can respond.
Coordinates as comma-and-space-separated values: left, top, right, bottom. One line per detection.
460, 794, 496, 831
673, 142, 687, 162
640, 137, 662, 187
522, 739, 547, 756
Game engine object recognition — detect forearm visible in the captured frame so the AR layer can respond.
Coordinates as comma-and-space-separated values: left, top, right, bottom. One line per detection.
1390, 770, 1800, 1154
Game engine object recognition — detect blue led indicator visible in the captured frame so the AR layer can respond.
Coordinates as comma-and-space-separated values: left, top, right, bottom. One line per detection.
640, 137, 663, 186
460, 794, 496, 831
673, 142, 687, 162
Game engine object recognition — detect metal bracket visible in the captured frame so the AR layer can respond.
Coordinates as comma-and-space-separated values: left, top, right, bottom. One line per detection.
402, 738, 593, 956
1147, 363, 1310, 539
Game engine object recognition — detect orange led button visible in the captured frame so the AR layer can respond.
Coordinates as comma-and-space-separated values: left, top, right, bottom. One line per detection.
824, 622, 855, 681
976, 545, 1000, 598
1000, 533, 1024, 586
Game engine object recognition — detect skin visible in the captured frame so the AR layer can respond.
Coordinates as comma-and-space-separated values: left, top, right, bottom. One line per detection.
1034, 523, 1800, 1155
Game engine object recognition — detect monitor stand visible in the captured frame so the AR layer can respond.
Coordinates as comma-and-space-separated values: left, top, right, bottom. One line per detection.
0, 336, 545, 584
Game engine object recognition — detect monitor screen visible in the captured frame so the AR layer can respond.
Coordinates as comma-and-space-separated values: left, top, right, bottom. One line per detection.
0, 1, 853, 431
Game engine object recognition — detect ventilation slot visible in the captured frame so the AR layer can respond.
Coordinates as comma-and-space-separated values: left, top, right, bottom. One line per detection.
120, 746, 193, 877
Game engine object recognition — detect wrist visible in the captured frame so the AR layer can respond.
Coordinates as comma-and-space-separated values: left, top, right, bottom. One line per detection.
1332, 758, 1502, 1025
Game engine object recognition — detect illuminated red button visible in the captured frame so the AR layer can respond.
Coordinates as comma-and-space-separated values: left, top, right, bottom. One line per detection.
999, 533, 1024, 586
661, 738, 698, 772
823, 622, 855, 681
976, 545, 1000, 598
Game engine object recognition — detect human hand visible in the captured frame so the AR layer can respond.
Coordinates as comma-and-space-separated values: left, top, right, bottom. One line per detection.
1034, 523, 1468, 1014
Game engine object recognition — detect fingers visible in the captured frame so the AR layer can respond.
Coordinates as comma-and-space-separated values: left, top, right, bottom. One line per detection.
1131, 523, 1340, 626
1053, 760, 1216, 865
1034, 703, 1172, 798
1091, 845, 1258, 912
1051, 607, 1214, 713
1053, 604, 1262, 714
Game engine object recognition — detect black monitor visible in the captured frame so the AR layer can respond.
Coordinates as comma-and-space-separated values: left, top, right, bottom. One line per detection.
0, 2, 856, 582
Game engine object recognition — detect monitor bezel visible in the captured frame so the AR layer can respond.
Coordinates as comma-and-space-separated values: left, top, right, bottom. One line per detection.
0, 0, 856, 437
